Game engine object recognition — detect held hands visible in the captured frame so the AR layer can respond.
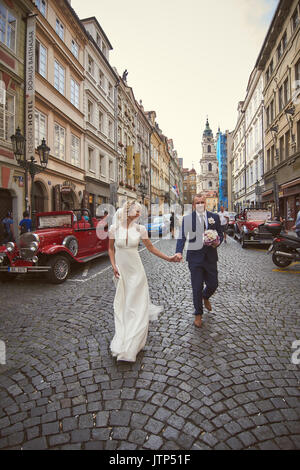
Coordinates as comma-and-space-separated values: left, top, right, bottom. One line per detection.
169, 253, 183, 263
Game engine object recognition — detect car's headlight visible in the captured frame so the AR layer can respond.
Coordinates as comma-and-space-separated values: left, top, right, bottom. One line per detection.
0, 255, 5, 263
253, 228, 259, 234
30, 241, 39, 252
6, 242, 15, 252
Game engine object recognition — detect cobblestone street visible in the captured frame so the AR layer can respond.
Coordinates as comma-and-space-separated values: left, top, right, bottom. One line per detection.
0, 237, 299, 450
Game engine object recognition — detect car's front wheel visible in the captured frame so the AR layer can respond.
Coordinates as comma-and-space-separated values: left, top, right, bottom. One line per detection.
47, 255, 70, 284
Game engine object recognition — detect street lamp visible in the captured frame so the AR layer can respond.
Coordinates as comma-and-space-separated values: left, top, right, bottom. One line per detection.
11, 128, 50, 227
138, 182, 147, 204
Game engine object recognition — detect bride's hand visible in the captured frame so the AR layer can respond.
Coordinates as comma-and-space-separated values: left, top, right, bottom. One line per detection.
113, 266, 120, 278
169, 255, 180, 262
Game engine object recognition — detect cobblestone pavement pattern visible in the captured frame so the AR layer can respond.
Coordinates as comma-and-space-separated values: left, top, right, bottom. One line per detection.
0, 237, 299, 450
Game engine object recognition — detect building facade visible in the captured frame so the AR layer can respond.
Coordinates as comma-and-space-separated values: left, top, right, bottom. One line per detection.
34, 0, 88, 213
81, 16, 119, 216
183, 168, 197, 205
0, 0, 32, 236
256, 0, 300, 227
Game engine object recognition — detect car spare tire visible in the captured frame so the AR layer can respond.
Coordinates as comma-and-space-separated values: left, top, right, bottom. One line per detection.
62, 235, 78, 256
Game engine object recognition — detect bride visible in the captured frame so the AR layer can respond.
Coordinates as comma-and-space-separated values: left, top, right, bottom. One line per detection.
108, 201, 178, 362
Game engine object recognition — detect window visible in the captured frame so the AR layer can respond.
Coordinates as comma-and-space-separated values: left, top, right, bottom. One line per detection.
279, 135, 284, 162
109, 160, 113, 180
297, 120, 300, 151
267, 148, 270, 171
282, 31, 287, 51
266, 105, 270, 127
54, 60, 65, 95
102, 42, 107, 57
87, 100, 93, 123
100, 154, 105, 176
0, 3, 16, 51
291, 6, 300, 32
88, 55, 94, 75
295, 59, 300, 82
54, 123, 65, 160
35, 40, 47, 78
70, 78, 79, 108
285, 131, 290, 159
35, 110, 47, 148
271, 145, 275, 168
277, 42, 282, 61
56, 19, 64, 40
96, 33, 101, 47
71, 134, 80, 167
208, 163, 212, 172
279, 85, 283, 112
0, 85, 14, 141
283, 77, 290, 105
88, 148, 94, 171
270, 99, 274, 123
98, 110, 103, 132
108, 120, 113, 140
108, 83, 113, 100
99, 69, 104, 89
71, 39, 79, 59
207, 145, 211, 153
35, 0, 46, 16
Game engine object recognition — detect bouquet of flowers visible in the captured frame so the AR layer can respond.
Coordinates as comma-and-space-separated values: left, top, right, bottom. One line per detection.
203, 229, 220, 247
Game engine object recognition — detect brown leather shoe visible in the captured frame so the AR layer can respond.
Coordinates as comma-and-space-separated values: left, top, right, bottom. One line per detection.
194, 315, 202, 328
204, 298, 212, 311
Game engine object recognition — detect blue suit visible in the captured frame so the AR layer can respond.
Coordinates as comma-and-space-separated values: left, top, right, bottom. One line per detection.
176, 211, 223, 316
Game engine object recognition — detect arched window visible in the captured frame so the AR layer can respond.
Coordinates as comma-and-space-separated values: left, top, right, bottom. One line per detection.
209, 181, 212, 188
208, 163, 212, 172
208, 145, 211, 153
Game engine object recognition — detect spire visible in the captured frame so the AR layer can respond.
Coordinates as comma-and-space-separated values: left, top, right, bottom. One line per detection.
203, 117, 213, 137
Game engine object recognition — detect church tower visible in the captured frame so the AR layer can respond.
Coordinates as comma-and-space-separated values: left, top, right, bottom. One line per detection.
197, 118, 219, 194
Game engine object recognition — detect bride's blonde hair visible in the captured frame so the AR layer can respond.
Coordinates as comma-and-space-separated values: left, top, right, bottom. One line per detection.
116, 200, 142, 226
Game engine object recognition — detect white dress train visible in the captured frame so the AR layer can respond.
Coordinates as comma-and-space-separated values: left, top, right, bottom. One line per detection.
109, 223, 163, 362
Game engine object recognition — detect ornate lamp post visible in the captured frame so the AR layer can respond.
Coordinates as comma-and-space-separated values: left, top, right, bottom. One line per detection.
11, 127, 50, 227
138, 182, 147, 205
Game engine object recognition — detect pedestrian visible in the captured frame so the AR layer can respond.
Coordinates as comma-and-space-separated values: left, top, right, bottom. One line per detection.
292, 209, 300, 238
175, 194, 223, 328
1, 211, 14, 244
19, 210, 32, 234
218, 206, 229, 243
108, 201, 179, 362
170, 212, 175, 238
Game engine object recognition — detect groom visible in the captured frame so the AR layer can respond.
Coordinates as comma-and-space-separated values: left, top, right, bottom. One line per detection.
175, 194, 223, 328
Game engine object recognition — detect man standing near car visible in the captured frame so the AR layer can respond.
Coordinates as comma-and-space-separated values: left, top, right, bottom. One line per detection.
218, 206, 229, 243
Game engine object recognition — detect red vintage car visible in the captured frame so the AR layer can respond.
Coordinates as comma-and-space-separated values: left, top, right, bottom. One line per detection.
0, 210, 109, 283
234, 209, 274, 248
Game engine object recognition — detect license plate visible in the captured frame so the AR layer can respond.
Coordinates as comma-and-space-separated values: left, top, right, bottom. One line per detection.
267, 244, 273, 253
8, 267, 27, 273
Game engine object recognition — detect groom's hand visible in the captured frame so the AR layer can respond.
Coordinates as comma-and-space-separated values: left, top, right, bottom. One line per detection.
175, 253, 183, 262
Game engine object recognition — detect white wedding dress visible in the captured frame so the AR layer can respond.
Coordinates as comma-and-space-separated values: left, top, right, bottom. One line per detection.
109, 222, 163, 362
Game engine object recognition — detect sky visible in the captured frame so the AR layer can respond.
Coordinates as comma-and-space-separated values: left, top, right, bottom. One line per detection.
71, 0, 279, 171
